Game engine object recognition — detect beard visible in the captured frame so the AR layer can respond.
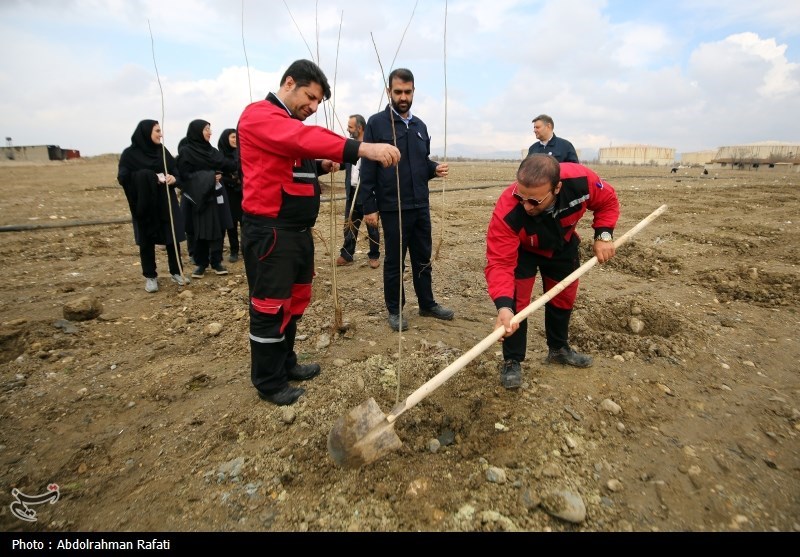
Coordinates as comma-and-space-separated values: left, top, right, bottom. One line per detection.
391, 98, 412, 114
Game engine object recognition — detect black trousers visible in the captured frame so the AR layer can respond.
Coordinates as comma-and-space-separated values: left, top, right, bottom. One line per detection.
242, 214, 314, 395
181, 198, 195, 257
502, 242, 581, 362
226, 188, 243, 256
139, 241, 182, 279
193, 238, 223, 268
380, 207, 436, 314
340, 201, 380, 261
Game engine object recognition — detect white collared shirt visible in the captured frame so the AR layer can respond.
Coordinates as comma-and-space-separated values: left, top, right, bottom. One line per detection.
271, 92, 292, 116
391, 106, 413, 127
351, 159, 361, 187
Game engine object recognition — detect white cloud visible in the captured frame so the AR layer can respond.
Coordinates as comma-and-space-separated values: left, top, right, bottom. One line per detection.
725, 33, 799, 98
612, 24, 672, 69
1, 0, 798, 156
689, 32, 799, 100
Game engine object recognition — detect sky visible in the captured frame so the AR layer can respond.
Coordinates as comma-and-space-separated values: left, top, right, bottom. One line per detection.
2, 0, 799, 159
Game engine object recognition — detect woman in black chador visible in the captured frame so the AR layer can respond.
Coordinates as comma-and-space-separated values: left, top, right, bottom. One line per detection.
217, 128, 243, 263
117, 119, 187, 293
177, 119, 237, 278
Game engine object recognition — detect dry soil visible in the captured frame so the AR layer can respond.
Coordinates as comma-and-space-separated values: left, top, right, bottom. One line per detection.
0, 157, 798, 533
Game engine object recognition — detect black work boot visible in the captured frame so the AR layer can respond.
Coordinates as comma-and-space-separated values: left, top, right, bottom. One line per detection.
546, 346, 593, 368
419, 304, 455, 320
388, 313, 409, 331
500, 359, 522, 389
287, 363, 321, 381
258, 385, 305, 406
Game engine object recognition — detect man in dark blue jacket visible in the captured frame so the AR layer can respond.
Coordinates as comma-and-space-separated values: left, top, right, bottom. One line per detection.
527, 114, 579, 163
359, 68, 454, 331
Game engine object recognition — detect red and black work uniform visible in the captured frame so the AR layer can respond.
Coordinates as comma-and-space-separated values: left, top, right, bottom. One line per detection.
485, 163, 620, 362
237, 92, 360, 396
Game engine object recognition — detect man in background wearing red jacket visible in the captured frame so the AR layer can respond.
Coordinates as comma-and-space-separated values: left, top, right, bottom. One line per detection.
237, 59, 400, 406
485, 154, 620, 389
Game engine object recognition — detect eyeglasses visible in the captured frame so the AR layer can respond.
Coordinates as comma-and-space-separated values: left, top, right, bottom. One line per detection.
512, 186, 551, 207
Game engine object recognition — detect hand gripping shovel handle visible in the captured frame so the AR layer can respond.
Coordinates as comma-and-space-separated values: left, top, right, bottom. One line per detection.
386, 204, 668, 424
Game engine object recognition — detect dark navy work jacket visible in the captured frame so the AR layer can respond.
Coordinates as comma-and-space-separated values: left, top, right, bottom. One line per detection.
358, 105, 439, 214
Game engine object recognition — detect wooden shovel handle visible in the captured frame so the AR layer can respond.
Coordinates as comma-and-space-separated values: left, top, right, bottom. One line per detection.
386, 204, 668, 423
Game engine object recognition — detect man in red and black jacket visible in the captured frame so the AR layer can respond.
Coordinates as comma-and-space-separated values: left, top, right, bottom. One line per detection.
485, 154, 620, 389
237, 59, 400, 406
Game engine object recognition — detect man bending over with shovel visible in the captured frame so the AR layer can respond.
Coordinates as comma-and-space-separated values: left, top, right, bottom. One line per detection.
485, 154, 620, 389
237, 59, 400, 406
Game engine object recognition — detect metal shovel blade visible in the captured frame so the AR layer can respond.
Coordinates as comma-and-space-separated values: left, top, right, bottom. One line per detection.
327, 397, 403, 468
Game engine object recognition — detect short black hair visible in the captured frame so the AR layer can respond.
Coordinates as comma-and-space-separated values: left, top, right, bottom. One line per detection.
517, 153, 560, 188
388, 68, 415, 87
280, 59, 331, 100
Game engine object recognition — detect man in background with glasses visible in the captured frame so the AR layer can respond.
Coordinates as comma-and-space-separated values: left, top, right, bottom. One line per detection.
485, 154, 619, 389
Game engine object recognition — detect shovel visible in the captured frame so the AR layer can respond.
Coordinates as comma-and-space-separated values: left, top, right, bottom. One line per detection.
328, 204, 668, 468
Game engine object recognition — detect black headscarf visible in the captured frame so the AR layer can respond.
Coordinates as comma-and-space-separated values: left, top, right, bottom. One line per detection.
217, 128, 237, 158
177, 119, 235, 176
216, 128, 241, 189
116, 119, 184, 245
118, 119, 177, 175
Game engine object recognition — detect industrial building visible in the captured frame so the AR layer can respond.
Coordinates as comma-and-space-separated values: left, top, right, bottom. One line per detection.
1, 144, 80, 162
707, 142, 800, 171
598, 144, 675, 166
679, 150, 717, 166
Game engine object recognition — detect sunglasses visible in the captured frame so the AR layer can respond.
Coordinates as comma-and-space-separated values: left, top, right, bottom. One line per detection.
512, 185, 551, 207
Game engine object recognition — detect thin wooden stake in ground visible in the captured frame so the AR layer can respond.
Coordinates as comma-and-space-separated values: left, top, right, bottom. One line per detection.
283, 0, 315, 60
282, 2, 347, 331
374, 0, 419, 112
241, 0, 253, 103
147, 20, 185, 285
434, 0, 448, 261
371, 32, 404, 406
328, 11, 345, 332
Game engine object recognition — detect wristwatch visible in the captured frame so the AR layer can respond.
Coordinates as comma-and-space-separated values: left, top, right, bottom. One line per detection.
596, 231, 613, 242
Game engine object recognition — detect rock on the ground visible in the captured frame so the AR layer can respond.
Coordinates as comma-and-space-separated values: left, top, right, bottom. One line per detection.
541, 489, 587, 523
478, 510, 517, 531
542, 463, 562, 478
217, 457, 245, 479
281, 408, 296, 424
316, 334, 331, 349
629, 317, 645, 334
601, 398, 622, 415
486, 467, 506, 484
520, 488, 540, 510
63, 296, 103, 321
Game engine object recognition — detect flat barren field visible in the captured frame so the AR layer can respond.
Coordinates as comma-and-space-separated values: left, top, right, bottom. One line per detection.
0, 157, 798, 532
